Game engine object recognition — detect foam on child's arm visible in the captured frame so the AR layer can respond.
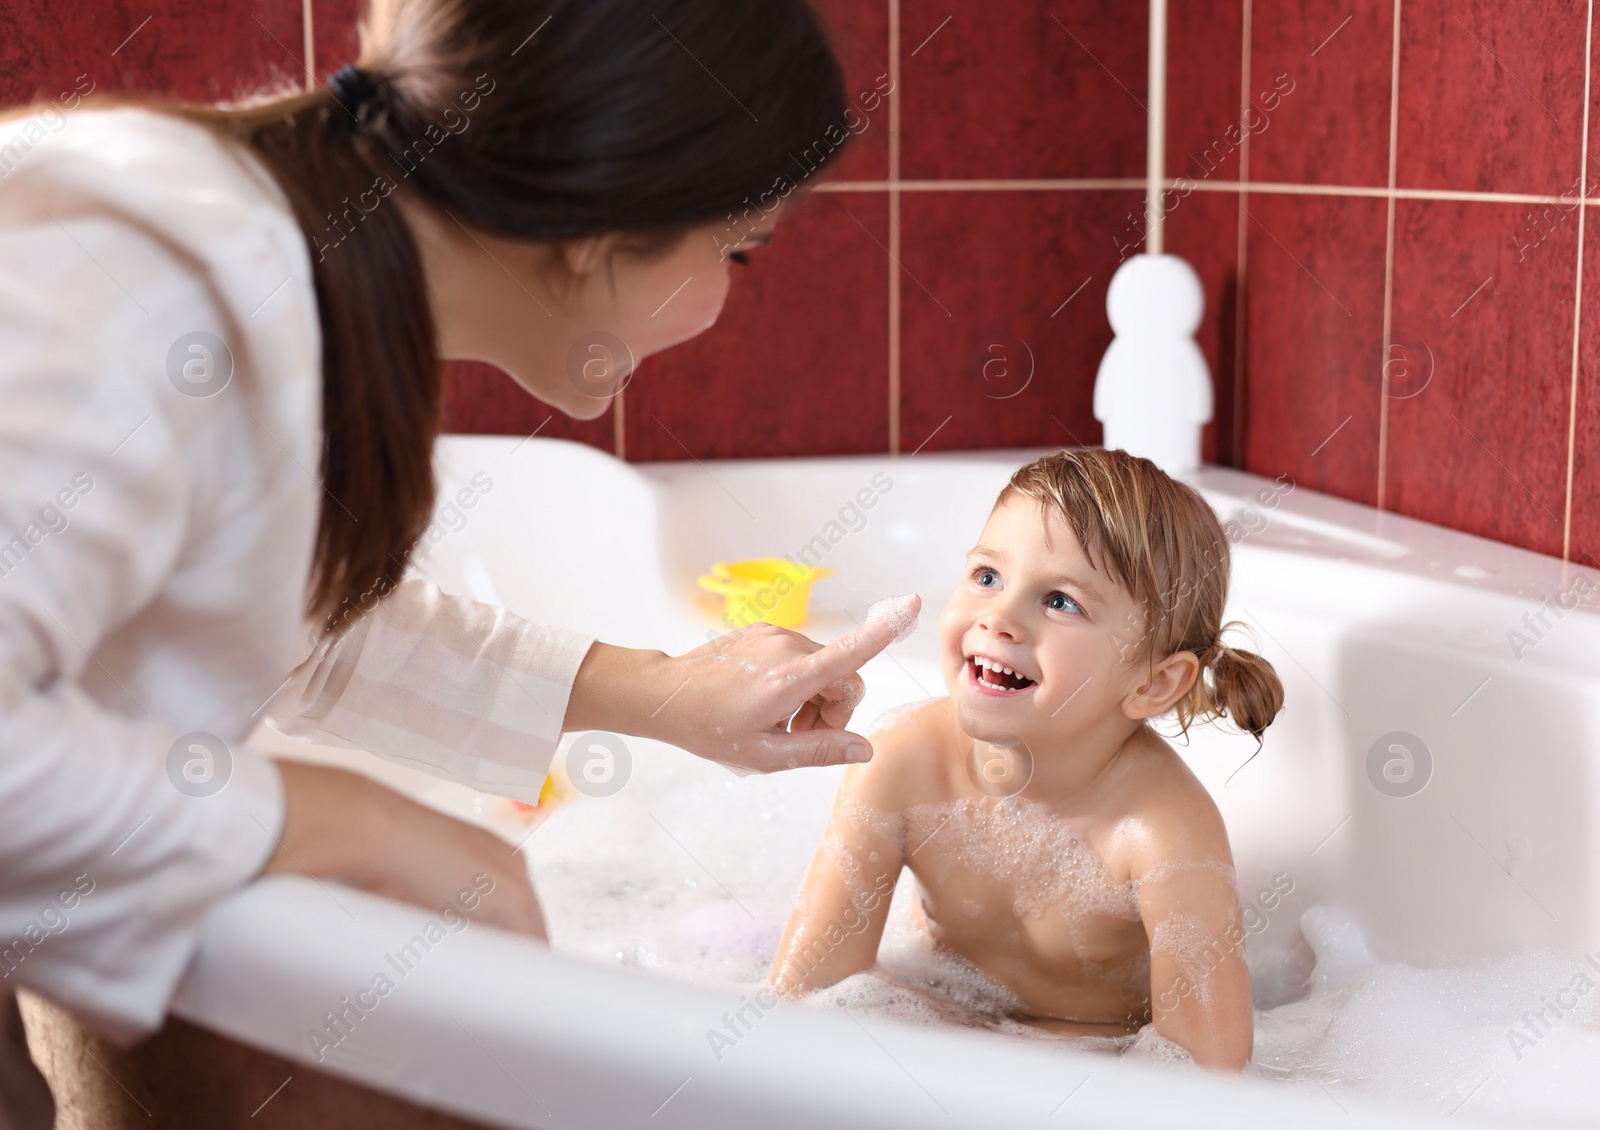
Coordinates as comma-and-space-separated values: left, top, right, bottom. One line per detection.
1150, 913, 1224, 1007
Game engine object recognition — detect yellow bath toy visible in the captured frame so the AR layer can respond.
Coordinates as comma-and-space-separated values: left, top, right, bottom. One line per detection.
506, 777, 564, 815
496, 771, 571, 833
697, 557, 833, 629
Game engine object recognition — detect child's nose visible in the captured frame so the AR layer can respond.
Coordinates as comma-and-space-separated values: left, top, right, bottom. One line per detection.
976, 602, 1026, 640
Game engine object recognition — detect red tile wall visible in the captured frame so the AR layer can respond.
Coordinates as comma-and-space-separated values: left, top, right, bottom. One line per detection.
16, 1, 1600, 565
0, 1, 303, 107
899, 1, 1147, 181
626, 189, 891, 460
1168, 0, 1600, 566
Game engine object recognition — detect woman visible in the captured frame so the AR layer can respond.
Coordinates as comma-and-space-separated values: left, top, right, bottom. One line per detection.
0, 0, 904, 1122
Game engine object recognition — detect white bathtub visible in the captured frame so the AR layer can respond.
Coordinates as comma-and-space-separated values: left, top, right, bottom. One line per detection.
184, 436, 1600, 1129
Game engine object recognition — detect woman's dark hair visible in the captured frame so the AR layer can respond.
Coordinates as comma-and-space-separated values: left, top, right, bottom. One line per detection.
164, 0, 850, 631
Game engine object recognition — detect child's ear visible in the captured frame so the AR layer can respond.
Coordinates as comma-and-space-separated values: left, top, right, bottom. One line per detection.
1120, 650, 1201, 721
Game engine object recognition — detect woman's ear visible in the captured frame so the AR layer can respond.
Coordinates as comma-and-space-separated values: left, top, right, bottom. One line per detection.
1120, 650, 1201, 721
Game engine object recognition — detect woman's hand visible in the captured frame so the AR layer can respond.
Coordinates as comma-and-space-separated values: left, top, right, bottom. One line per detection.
565, 594, 921, 773
264, 760, 547, 938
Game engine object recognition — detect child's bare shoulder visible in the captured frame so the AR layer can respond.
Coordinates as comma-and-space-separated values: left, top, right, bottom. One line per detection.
862, 696, 950, 742
847, 697, 962, 809
1112, 728, 1234, 875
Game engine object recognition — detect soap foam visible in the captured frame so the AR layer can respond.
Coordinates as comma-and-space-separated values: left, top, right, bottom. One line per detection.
902, 796, 1142, 927
820, 828, 867, 901
1121, 1024, 1200, 1067
822, 924, 1026, 1022
836, 790, 905, 847
1132, 859, 1241, 917
864, 594, 920, 644
818, 677, 866, 710
1149, 913, 1224, 1006
864, 697, 943, 735
1139, 859, 1239, 890
509, 733, 1600, 1123
815, 793, 907, 908
1245, 906, 1600, 1120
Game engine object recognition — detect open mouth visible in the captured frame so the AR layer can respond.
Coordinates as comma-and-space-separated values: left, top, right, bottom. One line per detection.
966, 654, 1037, 695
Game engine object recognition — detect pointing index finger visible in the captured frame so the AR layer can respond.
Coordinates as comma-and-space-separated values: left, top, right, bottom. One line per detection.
791, 593, 921, 698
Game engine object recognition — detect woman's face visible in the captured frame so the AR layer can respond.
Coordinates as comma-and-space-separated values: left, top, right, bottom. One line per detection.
543, 217, 774, 419
413, 196, 783, 421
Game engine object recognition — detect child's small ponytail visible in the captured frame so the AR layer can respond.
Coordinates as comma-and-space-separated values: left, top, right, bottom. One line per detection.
1189, 621, 1284, 740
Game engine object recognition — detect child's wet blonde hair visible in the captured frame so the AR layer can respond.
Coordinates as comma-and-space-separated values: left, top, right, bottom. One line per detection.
1001, 448, 1284, 739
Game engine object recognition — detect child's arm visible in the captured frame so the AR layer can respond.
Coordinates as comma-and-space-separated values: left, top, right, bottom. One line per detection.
769, 715, 921, 994
1135, 845, 1255, 1071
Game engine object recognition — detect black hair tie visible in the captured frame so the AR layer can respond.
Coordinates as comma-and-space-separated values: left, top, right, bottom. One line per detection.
329, 63, 379, 118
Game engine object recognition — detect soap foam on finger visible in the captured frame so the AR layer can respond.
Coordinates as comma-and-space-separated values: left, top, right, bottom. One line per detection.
864, 593, 920, 645
817, 676, 867, 710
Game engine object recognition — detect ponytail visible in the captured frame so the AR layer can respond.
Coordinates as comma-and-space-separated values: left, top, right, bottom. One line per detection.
1181, 622, 1284, 740
88, 0, 853, 631
1005, 450, 1289, 746
184, 88, 443, 632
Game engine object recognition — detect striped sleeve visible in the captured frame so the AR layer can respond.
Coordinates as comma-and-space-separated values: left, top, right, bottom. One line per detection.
263, 579, 595, 803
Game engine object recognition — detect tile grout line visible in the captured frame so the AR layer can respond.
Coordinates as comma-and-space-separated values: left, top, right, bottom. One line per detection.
1233, 0, 1253, 468
888, 0, 902, 455
1376, 0, 1403, 511
301, 0, 315, 90
1564, 0, 1594, 561
820, 178, 1147, 192
818, 178, 1596, 207
1145, 0, 1169, 255
1172, 180, 1584, 205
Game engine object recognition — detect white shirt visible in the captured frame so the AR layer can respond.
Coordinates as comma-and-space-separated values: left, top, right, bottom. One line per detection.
0, 107, 594, 1040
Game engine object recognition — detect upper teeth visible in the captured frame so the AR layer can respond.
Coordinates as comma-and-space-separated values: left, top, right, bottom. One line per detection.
976, 657, 1019, 677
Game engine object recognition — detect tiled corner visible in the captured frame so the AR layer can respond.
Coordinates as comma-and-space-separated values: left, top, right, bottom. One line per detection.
1557, 207, 1600, 567
898, 189, 1142, 454
899, 0, 1147, 180
1397, 0, 1587, 196
1386, 199, 1574, 557
623, 190, 890, 461
1247, 0, 1395, 188
1237, 193, 1388, 504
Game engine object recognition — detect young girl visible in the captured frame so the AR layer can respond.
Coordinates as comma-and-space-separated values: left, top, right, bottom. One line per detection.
770, 448, 1285, 1071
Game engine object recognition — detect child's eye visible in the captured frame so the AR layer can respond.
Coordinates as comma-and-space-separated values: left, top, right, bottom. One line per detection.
973, 567, 1000, 588
1046, 591, 1082, 615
